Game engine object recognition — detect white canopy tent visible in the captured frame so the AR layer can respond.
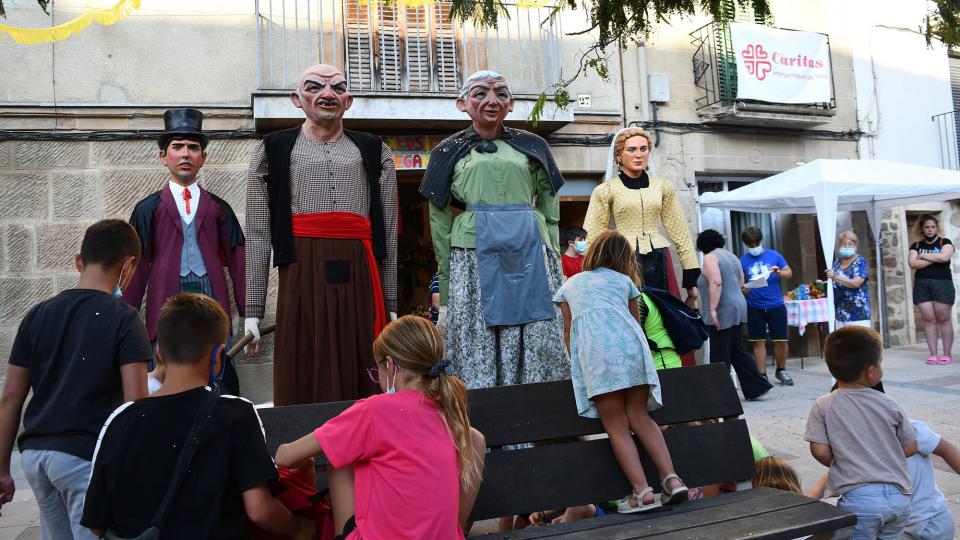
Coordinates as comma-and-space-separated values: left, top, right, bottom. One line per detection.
698, 159, 960, 338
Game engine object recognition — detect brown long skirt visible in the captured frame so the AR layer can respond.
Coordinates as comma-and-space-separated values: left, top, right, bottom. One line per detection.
274, 237, 380, 405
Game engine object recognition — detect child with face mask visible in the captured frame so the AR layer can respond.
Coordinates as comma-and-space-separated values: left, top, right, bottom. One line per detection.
562, 227, 588, 279
275, 316, 487, 540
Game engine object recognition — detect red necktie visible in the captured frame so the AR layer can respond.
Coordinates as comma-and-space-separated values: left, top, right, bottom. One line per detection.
183, 188, 192, 216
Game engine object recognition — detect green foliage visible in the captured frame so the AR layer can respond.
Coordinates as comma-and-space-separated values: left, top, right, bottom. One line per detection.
926, 0, 960, 47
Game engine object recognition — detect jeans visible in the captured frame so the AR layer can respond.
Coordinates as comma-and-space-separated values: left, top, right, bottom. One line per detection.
20, 449, 99, 540
837, 483, 911, 540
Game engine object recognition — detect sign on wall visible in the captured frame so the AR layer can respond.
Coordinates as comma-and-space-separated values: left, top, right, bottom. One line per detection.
384, 135, 442, 170
729, 23, 832, 104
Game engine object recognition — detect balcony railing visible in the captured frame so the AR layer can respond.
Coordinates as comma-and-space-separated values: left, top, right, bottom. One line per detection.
690, 21, 836, 112
933, 110, 959, 170
255, 0, 563, 96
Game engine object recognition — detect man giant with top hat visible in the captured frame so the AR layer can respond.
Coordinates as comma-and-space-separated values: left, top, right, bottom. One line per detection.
123, 109, 246, 394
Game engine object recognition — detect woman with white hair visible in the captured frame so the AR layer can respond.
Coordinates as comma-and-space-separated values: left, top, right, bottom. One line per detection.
418, 70, 569, 389
825, 230, 871, 330
582, 128, 700, 308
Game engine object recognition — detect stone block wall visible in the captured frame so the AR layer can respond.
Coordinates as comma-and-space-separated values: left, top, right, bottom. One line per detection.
0, 138, 280, 396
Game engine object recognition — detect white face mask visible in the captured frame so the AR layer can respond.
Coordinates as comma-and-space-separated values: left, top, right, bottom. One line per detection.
386, 358, 398, 394
574, 240, 587, 254
747, 245, 763, 257
113, 267, 125, 298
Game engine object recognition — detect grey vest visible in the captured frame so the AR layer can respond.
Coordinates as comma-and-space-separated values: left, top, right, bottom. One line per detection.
179, 216, 208, 277
698, 248, 747, 330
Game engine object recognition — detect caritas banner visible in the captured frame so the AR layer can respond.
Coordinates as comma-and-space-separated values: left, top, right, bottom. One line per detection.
729, 23, 832, 104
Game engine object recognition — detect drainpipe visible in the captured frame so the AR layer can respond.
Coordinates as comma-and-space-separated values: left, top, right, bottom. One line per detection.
635, 41, 651, 125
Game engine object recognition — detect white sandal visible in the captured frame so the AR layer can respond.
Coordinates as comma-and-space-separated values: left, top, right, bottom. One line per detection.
660, 473, 689, 505
616, 486, 662, 513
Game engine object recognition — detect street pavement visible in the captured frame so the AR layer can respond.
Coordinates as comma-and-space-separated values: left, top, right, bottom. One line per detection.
2, 344, 958, 539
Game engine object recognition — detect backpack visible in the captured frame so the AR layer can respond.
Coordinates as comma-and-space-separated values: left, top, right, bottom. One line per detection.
641, 287, 709, 355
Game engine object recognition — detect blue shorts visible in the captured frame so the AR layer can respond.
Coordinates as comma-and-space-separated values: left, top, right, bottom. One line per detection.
747, 304, 788, 341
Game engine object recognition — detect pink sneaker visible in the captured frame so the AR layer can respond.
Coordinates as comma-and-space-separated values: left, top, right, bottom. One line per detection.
927, 355, 939, 365
938, 356, 954, 365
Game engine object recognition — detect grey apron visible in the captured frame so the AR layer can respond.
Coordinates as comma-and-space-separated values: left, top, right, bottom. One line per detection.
468, 203, 555, 326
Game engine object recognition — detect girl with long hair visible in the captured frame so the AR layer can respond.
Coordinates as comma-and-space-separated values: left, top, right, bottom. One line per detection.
553, 230, 687, 513
275, 316, 486, 539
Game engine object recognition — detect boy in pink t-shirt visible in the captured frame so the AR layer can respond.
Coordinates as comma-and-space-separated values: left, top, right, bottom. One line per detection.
275, 316, 486, 540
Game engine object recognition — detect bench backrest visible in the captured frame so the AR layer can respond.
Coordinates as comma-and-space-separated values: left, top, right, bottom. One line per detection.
258, 362, 756, 521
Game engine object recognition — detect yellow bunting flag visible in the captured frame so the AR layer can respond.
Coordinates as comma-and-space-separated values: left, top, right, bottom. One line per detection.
0, 0, 141, 45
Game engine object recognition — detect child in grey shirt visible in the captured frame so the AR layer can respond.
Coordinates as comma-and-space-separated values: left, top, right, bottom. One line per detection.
804, 326, 917, 540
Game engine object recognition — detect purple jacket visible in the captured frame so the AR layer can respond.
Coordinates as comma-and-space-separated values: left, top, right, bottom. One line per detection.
123, 186, 245, 341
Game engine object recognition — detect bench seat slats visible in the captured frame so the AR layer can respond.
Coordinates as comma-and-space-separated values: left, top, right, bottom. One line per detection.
469, 363, 744, 447
470, 420, 755, 521
477, 488, 856, 539
259, 362, 745, 455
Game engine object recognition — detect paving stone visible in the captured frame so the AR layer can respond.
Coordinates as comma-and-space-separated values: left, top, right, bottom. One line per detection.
204, 138, 260, 166
52, 171, 101, 220
14, 141, 87, 168
0, 278, 55, 325
91, 140, 159, 167
200, 167, 246, 211
102, 169, 168, 218
0, 174, 48, 220
36, 223, 87, 271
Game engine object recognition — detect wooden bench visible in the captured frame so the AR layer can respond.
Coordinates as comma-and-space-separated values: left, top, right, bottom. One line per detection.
259, 363, 854, 539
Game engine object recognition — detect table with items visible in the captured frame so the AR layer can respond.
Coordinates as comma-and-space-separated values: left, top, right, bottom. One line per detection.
784, 297, 830, 367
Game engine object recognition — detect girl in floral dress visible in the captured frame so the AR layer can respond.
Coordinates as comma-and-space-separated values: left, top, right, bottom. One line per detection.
553, 230, 687, 513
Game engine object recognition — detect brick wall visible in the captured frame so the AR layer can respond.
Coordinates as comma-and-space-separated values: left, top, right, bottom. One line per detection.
0, 138, 280, 398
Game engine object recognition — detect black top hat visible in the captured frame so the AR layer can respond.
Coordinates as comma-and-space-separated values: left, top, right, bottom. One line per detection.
158, 108, 209, 150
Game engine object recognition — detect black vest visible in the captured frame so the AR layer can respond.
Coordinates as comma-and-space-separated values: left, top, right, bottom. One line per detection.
261, 127, 386, 266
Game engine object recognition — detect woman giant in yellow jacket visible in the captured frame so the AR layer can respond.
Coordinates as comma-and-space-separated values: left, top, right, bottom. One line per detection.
583, 127, 701, 308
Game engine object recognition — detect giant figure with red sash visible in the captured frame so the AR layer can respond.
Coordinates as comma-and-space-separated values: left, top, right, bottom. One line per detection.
124, 109, 246, 394
245, 64, 398, 406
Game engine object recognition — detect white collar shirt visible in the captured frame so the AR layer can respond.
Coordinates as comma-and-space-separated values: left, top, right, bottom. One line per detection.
168, 181, 200, 225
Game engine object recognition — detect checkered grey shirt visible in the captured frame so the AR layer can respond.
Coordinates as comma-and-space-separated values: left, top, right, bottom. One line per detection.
245, 132, 398, 318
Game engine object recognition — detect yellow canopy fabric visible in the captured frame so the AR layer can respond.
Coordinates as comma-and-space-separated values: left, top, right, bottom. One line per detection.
0, 0, 141, 45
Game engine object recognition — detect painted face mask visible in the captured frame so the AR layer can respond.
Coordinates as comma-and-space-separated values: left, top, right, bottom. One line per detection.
747, 245, 763, 257
575, 240, 587, 254
838, 246, 856, 258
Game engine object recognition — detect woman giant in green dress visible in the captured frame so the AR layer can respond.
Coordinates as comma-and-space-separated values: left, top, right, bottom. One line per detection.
419, 71, 569, 389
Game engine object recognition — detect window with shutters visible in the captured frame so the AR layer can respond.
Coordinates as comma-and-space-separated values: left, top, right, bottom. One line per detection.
344, 0, 462, 93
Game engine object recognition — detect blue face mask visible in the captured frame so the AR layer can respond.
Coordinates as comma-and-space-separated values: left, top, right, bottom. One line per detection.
209, 344, 225, 387
838, 246, 856, 258
574, 240, 587, 254
113, 267, 125, 298
747, 245, 763, 257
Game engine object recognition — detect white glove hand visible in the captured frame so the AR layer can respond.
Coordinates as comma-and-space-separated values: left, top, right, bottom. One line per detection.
244, 317, 261, 355
437, 306, 448, 328
389, 311, 398, 321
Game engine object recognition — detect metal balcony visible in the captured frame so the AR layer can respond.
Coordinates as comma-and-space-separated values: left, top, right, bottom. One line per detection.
933, 110, 959, 170
689, 21, 837, 128
255, 0, 563, 96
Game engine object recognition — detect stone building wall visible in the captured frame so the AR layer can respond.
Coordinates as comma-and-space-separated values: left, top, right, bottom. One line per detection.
0, 137, 282, 400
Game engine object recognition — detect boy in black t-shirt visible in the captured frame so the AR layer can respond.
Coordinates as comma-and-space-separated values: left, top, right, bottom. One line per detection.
0, 219, 151, 539
81, 294, 314, 539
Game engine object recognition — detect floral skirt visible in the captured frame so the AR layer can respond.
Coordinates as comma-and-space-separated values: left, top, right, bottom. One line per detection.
445, 247, 570, 389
